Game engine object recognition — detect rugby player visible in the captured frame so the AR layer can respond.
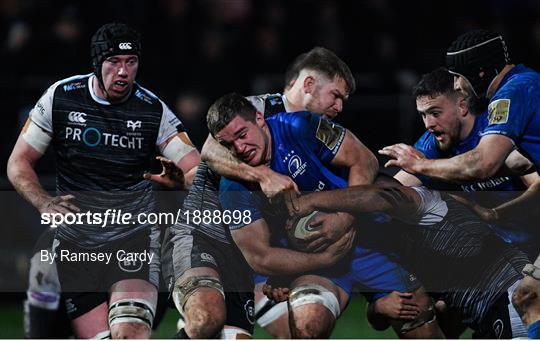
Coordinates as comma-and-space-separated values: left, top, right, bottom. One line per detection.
208, 93, 443, 338
396, 67, 539, 257
276, 175, 529, 338
7, 22, 199, 339
23, 228, 72, 338
165, 47, 359, 339
383, 66, 539, 337
379, 29, 540, 339
182, 47, 442, 339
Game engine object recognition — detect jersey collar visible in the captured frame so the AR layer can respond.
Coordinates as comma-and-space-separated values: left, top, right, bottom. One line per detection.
88, 74, 132, 105
281, 94, 292, 112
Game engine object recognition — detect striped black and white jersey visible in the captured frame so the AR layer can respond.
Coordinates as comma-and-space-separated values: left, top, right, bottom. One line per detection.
30, 74, 188, 248
399, 187, 527, 325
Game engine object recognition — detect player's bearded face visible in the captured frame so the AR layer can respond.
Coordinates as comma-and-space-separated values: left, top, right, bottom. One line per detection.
306, 77, 347, 120
100, 55, 139, 102
216, 113, 270, 166
417, 95, 462, 152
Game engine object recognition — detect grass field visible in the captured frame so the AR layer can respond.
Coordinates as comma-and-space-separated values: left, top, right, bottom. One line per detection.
0, 296, 471, 339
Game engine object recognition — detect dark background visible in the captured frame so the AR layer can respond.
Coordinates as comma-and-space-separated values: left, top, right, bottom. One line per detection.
1, 0, 540, 292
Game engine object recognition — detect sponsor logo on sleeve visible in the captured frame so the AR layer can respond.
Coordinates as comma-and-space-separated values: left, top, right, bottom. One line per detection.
316, 119, 345, 152
134, 89, 153, 104
36, 102, 46, 116
63, 82, 86, 92
488, 99, 510, 125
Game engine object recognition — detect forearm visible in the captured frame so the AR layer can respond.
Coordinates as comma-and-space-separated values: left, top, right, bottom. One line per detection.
182, 165, 198, 189
341, 154, 378, 223
414, 150, 494, 183
201, 134, 266, 182
305, 186, 396, 214
493, 180, 540, 222
248, 246, 331, 276
348, 161, 377, 186
7, 158, 51, 211
334, 131, 378, 186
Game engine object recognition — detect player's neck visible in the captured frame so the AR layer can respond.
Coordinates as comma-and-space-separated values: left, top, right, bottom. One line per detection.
459, 114, 476, 141
487, 64, 515, 98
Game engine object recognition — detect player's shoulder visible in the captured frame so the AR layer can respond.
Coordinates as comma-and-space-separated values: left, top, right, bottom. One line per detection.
131, 82, 163, 106
247, 93, 285, 117
494, 65, 539, 100
269, 110, 315, 124
49, 73, 92, 96
506, 64, 539, 85
247, 93, 282, 105
267, 111, 320, 137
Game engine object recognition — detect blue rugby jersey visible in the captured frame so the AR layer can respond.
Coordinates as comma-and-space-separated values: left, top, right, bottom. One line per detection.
414, 106, 535, 250
480, 64, 540, 169
219, 112, 420, 298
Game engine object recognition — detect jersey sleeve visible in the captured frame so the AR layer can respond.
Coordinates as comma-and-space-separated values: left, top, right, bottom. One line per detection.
397, 187, 448, 226
480, 80, 532, 144
246, 95, 266, 114
219, 178, 264, 230
28, 84, 56, 133
288, 112, 346, 164
156, 101, 188, 145
157, 101, 197, 163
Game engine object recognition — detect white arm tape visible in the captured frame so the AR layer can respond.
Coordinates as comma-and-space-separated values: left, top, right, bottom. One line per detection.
161, 135, 196, 165
22, 120, 52, 154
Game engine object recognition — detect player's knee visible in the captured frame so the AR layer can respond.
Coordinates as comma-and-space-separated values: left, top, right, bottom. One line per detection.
292, 303, 334, 338
111, 322, 150, 339
267, 326, 291, 339
255, 299, 290, 338
173, 275, 224, 315
184, 297, 226, 339
264, 319, 292, 339
108, 299, 155, 339
173, 275, 226, 338
289, 284, 340, 338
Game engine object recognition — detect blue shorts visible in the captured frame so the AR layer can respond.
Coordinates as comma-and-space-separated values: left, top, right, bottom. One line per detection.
254, 245, 420, 303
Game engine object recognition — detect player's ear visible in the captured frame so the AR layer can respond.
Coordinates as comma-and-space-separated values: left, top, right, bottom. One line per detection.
255, 111, 265, 126
457, 97, 468, 117
303, 75, 316, 94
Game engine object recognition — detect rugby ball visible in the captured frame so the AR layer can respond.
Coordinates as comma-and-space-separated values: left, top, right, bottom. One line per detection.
288, 211, 326, 251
